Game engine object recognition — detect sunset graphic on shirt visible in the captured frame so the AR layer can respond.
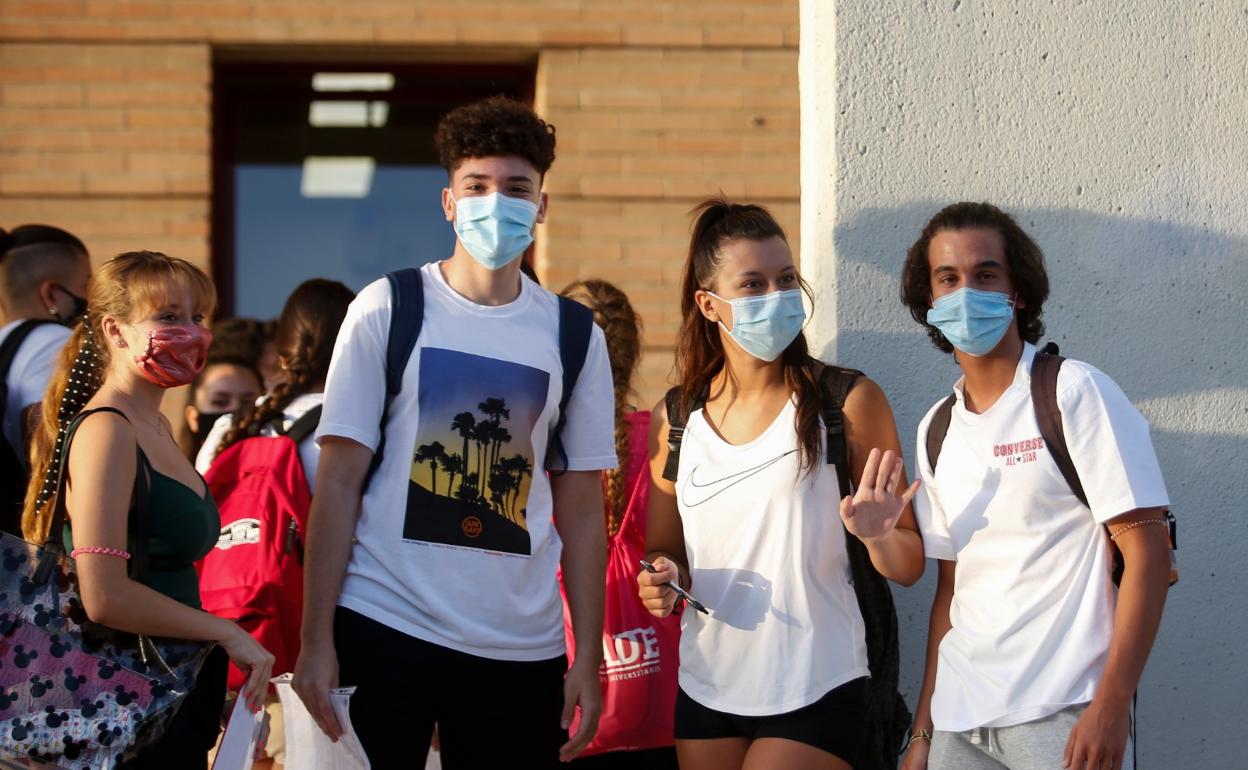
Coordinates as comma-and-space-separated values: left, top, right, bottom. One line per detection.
404, 347, 548, 556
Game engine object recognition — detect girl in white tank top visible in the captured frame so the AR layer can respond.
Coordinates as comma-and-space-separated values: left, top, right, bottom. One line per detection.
638, 198, 925, 770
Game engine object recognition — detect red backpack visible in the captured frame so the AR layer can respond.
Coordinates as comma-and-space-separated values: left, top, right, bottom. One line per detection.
198, 406, 321, 691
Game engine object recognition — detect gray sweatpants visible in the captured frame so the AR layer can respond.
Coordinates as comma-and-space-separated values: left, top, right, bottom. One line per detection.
929, 705, 1134, 770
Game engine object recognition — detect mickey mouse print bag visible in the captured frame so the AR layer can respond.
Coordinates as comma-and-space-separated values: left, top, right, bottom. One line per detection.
0, 409, 213, 768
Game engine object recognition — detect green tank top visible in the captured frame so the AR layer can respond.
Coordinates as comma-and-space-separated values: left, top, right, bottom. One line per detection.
61, 413, 220, 609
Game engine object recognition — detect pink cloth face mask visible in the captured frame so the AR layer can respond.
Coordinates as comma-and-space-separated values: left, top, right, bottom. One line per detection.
133, 325, 212, 388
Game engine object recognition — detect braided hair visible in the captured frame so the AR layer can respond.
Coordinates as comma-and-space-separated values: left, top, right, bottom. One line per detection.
558, 279, 642, 537
22, 251, 215, 542
214, 279, 354, 457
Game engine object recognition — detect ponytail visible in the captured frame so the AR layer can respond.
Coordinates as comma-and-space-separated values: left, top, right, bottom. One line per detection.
23, 316, 105, 541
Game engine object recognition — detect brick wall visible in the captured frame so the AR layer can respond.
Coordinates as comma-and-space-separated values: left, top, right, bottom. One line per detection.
0, 0, 798, 409
535, 46, 798, 403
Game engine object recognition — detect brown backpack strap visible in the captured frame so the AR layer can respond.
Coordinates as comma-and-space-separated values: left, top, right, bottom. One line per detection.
1030, 346, 1089, 507
925, 394, 957, 475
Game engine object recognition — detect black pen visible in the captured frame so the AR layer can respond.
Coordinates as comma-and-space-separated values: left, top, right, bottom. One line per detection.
640, 559, 709, 614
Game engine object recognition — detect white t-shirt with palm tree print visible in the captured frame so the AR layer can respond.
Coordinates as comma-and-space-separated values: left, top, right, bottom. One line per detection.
317, 261, 617, 661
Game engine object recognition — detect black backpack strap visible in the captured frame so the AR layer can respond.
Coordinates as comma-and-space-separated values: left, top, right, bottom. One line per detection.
546, 296, 595, 475
814, 363, 911, 768
660, 386, 693, 483
363, 268, 424, 489
34, 407, 152, 585
283, 404, 323, 446
1030, 343, 1088, 507
925, 395, 957, 475
0, 319, 58, 432
816, 365, 863, 498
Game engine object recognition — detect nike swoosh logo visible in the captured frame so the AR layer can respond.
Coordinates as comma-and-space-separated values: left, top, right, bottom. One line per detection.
680, 450, 797, 507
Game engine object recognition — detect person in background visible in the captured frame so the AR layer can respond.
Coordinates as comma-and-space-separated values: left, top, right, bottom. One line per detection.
183, 355, 262, 460
197, 279, 354, 487
559, 279, 680, 770
197, 278, 354, 770
638, 198, 924, 770
22, 251, 273, 768
898, 202, 1171, 770
211, 316, 283, 391
0, 224, 91, 534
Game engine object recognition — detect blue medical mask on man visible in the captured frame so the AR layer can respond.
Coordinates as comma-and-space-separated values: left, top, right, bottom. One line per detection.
707, 288, 807, 362
926, 287, 1016, 357
452, 192, 540, 271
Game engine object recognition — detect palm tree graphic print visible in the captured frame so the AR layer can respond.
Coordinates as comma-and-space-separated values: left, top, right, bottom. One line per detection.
405, 347, 549, 556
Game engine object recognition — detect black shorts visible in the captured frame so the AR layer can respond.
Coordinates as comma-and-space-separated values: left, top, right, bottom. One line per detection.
673, 677, 868, 765
334, 606, 568, 770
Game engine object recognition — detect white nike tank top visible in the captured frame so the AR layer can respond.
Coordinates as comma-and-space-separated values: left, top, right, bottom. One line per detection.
675, 398, 869, 715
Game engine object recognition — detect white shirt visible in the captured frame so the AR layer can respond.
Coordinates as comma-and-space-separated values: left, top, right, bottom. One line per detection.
196, 392, 325, 490
317, 261, 616, 661
1, 320, 71, 465
913, 343, 1170, 731
674, 399, 870, 715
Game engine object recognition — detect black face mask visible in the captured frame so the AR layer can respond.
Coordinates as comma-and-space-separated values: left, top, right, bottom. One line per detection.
51, 284, 88, 326
191, 410, 229, 453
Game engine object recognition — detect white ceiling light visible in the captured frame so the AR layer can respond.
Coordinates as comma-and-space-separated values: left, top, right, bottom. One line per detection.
309, 101, 367, 127
311, 72, 395, 92
308, 100, 390, 128
369, 101, 389, 127
301, 156, 375, 198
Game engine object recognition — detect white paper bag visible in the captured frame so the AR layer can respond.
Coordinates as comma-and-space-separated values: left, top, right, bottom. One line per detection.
273, 674, 370, 770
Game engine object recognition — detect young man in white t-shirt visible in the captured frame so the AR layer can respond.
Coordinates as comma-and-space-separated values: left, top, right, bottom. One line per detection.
898, 203, 1172, 770
0, 225, 91, 533
292, 97, 616, 768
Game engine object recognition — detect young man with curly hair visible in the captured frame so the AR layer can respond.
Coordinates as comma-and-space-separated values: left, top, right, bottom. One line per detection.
293, 96, 614, 768
897, 203, 1172, 770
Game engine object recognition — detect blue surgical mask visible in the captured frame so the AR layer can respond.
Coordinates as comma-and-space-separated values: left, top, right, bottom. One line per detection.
453, 192, 539, 270
926, 287, 1015, 357
707, 288, 807, 362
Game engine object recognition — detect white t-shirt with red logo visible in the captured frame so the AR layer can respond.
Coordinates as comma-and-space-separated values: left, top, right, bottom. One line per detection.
913, 342, 1169, 731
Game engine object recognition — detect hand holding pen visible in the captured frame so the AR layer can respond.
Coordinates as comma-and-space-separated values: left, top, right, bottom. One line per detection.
638, 557, 709, 616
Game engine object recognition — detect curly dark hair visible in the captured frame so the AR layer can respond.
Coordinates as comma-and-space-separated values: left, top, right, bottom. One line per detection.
559, 279, 641, 538
434, 95, 557, 176
900, 201, 1050, 353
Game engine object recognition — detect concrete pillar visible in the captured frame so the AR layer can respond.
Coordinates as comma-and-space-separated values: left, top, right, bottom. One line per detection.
800, 3, 1247, 766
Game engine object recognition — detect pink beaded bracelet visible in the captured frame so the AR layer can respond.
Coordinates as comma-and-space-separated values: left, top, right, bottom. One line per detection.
70, 546, 131, 560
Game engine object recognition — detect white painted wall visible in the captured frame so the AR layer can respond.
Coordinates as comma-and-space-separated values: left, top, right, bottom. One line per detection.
800, 2, 1247, 767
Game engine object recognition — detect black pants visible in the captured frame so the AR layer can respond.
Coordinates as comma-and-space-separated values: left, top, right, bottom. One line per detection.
335, 606, 568, 770
120, 646, 227, 770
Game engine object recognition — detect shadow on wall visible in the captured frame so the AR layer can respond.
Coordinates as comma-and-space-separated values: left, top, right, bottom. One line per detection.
818, 203, 1247, 768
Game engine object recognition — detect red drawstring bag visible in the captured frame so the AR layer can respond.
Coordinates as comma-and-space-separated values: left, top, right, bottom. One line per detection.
560, 412, 680, 756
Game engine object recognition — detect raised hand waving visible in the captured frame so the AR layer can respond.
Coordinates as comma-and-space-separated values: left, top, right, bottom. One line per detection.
839, 447, 920, 541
